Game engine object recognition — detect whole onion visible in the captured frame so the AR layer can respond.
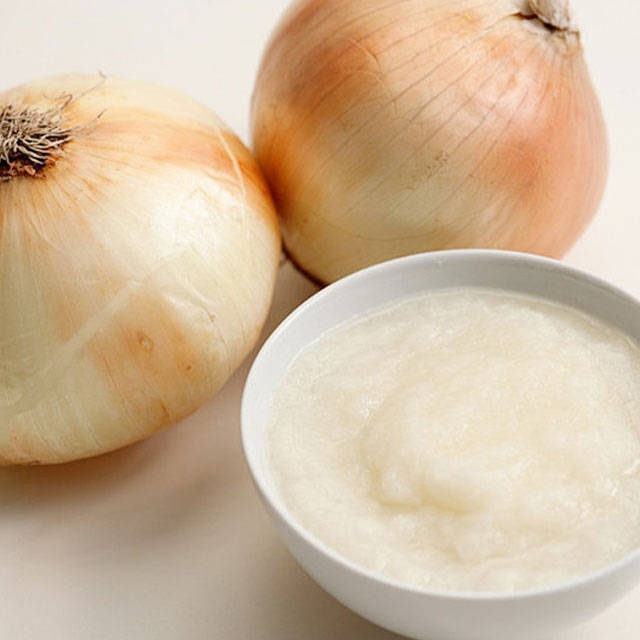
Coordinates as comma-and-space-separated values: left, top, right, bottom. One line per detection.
0, 74, 280, 464
252, 0, 608, 283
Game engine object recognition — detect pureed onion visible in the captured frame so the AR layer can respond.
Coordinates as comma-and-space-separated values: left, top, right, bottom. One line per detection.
0, 74, 280, 464
252, 0, 608, 283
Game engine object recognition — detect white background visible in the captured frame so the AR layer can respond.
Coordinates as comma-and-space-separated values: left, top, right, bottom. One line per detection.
1, 1, 639, 638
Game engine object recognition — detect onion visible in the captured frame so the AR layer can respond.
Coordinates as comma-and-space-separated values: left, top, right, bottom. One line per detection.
252, 0, 607, 283
0, 74, 280, 464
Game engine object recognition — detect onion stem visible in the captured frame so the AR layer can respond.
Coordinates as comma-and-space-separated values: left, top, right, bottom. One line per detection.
528, 0, 577, 33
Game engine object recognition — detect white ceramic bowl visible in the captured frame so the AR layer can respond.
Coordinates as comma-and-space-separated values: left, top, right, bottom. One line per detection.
241, 249, 640, 640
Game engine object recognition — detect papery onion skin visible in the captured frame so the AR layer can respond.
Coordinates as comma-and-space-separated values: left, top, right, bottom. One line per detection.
251, 0, 608, 283
0, 74, 280, 464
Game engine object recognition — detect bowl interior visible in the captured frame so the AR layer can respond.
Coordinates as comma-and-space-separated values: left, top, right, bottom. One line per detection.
243, 250, 640, 502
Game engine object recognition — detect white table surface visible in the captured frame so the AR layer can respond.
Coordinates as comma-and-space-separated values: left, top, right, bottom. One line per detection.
1, 1, 639, 638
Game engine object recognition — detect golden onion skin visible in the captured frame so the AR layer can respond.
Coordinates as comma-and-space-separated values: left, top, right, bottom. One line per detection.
252, 0, 607, 283
0, 74, 280, 464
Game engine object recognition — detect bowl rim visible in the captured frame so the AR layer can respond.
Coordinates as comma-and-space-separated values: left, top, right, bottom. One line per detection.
241, 248, 640, 602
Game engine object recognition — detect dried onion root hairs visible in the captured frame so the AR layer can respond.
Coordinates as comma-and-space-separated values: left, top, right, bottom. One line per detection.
0, 78, 105, 180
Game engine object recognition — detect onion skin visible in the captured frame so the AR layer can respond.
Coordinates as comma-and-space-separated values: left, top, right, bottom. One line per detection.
252, 0, 608, 283
0, 74, 280, 464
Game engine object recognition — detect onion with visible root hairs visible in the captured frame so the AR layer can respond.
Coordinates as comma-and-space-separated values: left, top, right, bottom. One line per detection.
252, 0, 608, 283
0, 74, 281, 465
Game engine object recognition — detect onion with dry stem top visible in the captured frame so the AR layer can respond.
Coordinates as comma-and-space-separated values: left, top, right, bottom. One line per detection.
252, 0, 608, 283
0, 74, 281, 465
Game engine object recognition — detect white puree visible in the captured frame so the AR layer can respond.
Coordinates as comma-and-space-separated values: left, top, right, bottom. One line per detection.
268, 289, 640, 593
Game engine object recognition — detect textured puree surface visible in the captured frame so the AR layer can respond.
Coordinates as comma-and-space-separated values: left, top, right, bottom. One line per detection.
269, 289, 640, 592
